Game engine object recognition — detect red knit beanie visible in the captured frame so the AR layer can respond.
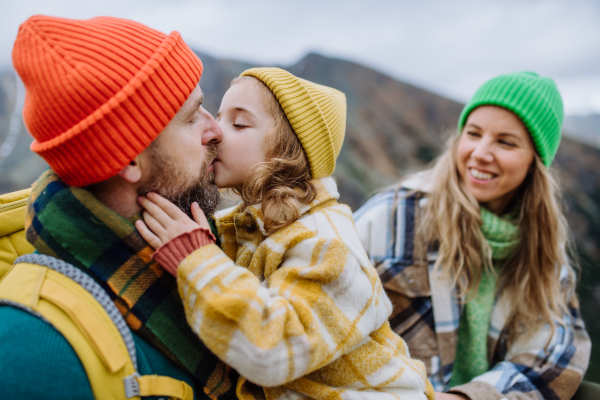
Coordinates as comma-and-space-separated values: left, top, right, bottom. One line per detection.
12, 15, 203, 187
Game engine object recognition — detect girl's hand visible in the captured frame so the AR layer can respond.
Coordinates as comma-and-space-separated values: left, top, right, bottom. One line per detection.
136, 192, 211, 250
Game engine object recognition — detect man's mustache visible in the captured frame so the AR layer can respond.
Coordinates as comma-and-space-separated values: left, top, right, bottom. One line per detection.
203, 144, 218, 173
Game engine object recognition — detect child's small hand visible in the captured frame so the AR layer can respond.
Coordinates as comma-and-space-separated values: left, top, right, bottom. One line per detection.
136, 192, 211, 250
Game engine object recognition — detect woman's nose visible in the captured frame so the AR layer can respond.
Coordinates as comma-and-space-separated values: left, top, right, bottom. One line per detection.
471, 138, 494, 162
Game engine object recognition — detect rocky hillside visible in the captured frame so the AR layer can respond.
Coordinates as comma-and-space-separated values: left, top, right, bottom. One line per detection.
1, 52, 599, 381
564, 114, 600, 149
195, 51, 464, 209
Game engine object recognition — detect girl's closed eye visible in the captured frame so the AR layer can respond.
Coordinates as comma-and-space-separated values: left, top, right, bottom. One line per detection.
232, 117, 252, 130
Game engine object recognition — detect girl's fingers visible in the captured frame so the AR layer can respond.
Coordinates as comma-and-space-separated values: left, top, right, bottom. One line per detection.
142, 210, 167, 241
138, 195, 177, 229
135, 220, 163, 249
147, 192, 188, 221
191, 202, 210, 230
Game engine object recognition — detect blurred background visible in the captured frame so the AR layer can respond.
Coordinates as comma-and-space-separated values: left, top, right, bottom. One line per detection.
1, 0, 599, 382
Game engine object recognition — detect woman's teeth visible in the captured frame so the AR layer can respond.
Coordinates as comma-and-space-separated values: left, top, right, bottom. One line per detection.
469, 168, 494, 181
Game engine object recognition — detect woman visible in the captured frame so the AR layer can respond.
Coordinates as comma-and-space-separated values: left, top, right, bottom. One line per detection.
354, 71, 591, 400
136, 68, 434, 400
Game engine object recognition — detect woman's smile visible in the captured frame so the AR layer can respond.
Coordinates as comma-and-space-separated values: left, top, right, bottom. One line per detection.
457, 106, 535, 214
467, 167, 497, 183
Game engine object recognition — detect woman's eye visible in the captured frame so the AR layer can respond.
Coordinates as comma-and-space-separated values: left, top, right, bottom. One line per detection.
233, 124, 248, 129
467, 131, 481, 137
499, 140, 516, 147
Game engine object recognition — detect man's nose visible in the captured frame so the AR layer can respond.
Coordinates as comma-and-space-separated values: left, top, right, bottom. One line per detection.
202, 112, 223, 145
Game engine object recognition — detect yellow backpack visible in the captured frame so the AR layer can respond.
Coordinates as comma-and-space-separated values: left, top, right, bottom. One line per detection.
0, 190, 194, 400
0, 188, 34, 278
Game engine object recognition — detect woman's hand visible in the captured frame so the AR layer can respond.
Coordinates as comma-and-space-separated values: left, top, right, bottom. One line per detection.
135, 192, 211, 250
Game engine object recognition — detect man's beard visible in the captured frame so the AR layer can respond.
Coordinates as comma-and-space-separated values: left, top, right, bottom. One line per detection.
139, 143, 220, 219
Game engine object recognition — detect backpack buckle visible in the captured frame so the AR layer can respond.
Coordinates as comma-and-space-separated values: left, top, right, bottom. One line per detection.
124, 372, 141, 398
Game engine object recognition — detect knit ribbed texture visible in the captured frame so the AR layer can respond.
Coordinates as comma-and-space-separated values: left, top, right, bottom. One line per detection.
450, 266, 499, 388
450, 208, 519, 387
152, 227, 216, 276
12, 15, 203, 186
241, 67, 346, 179
458, 71, 564, 167
480, 207, 520, 260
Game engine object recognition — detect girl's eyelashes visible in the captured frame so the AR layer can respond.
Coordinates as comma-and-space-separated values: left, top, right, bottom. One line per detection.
233, 123, 249, 129
466, 131, 481, 137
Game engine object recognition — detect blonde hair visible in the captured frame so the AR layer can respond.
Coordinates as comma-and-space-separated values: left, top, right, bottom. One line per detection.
414, 133, 577, 344
230, 76, 317, 234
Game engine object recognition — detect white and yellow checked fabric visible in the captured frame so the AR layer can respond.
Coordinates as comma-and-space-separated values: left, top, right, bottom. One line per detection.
177, 177, 434, 400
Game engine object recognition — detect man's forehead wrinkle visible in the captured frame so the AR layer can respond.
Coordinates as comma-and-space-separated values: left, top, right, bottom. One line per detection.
180, 90, 203, 120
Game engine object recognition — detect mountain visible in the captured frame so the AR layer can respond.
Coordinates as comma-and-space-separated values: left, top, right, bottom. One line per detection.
0, 52, 599, 381
194, 51, 464, 209
0, 70, 48, 192
564, 114, 600, 149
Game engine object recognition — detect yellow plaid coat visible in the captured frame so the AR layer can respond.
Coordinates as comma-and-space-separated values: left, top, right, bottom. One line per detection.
177, 177, 434, 400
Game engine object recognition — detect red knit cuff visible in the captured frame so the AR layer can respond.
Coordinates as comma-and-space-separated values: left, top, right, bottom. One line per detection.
152, 227, 216, 276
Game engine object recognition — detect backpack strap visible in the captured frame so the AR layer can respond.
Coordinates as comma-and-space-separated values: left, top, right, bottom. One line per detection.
0, 188, 34, 278
0, 253, 193, 400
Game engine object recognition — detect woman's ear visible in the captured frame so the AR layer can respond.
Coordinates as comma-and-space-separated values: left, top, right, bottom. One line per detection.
117, 157, 143, 183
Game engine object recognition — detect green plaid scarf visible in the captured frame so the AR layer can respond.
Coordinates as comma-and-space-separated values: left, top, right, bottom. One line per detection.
25, 170, 238, 400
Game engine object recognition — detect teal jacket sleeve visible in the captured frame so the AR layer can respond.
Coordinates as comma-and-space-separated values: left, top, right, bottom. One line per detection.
0, 306, 94, 399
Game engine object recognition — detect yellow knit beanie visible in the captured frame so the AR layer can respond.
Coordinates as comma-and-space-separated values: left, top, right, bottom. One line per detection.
240, 67, 346, 179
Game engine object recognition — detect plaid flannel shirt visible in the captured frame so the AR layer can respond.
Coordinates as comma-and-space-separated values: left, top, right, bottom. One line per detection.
353, 176, 591, 400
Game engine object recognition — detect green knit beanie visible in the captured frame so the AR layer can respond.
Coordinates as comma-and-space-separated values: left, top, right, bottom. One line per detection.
458, 71, 564, 167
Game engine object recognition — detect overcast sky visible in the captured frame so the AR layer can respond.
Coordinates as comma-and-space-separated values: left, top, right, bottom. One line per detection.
1, 0, 599, 115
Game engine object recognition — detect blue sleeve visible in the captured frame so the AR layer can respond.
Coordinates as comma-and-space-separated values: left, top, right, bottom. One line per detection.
0, 306, 94, 399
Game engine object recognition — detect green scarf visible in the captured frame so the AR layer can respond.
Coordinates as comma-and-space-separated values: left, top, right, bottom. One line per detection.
26, 170, 238, 400
450, 207, 519, 387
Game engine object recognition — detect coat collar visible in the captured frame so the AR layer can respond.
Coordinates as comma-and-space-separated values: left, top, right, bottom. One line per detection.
401, 170, 434, 193
216, 177, 340, 237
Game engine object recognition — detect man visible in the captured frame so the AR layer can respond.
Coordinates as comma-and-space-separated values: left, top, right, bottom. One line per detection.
0, 15, 237, 399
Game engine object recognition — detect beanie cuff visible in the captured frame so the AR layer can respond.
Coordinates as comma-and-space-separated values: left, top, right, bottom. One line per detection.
30, 31, 202, 186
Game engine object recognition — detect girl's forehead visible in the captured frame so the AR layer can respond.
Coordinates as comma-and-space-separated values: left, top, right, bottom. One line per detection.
222, 82, 266, 114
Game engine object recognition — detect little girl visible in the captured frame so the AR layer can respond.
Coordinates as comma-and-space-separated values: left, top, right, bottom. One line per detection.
136, 68, 433, 400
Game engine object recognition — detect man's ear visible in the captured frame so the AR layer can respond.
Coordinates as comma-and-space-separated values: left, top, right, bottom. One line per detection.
117, 156, 143, 183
